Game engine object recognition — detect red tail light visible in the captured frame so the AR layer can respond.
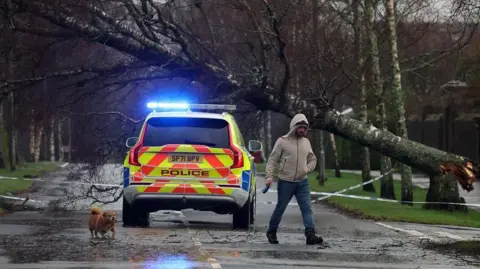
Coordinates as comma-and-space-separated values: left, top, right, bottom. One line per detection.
227, 123, 244, 169
230, 144, 244, 168
129, 143, 142, 166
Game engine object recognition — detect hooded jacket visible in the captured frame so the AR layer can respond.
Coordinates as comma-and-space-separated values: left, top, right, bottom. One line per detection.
265, 113, 317, 182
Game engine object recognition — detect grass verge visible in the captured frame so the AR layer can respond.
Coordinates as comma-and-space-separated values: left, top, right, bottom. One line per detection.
0, 162, 59, 179
255, 162, 266, 173
308, 170, 480, 228
0, 162, 59, 213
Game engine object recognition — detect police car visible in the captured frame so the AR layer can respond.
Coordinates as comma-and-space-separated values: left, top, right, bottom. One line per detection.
122, 102, 263, 229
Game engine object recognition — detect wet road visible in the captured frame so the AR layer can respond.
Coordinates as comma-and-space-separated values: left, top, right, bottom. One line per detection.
0, 164, 479, 268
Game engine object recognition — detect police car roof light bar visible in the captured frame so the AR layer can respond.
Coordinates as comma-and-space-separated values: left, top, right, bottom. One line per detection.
146, 102, 236, 112
147, 102, 189, 109
189, 104, 236, 112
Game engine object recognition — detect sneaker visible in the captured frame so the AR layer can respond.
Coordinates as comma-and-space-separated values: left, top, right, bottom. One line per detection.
266, 230, 279, 244
305, 229, 323, 245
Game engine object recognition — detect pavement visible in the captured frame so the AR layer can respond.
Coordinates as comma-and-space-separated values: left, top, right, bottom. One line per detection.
0, 164, 479, 268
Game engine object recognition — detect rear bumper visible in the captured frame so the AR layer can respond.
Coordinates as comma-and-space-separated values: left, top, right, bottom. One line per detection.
123, 186, 249, 213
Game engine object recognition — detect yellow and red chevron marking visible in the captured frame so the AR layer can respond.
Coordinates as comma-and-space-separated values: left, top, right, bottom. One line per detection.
133, 182, 236, 195
137, 144, 234, 179
131, 173, 241, 186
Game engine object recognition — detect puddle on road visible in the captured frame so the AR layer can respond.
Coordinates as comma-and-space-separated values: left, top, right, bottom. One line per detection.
128, 253, 202, 269
0, 225, 30, 235
0, 231, 205, 265
208, 249, 403, 264
0, 224, 205, 266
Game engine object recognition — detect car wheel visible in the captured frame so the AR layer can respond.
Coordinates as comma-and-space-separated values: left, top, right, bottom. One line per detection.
233, 196, 252, 230
250, 189, 256, 225
122, 196, 136, 227
122, 197, 150, 227
136, 211, 150, 228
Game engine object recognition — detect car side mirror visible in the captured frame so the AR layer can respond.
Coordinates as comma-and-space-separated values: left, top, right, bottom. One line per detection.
248, 140, 263, 152
248, 140, 264, 164
126, 137, 138, 148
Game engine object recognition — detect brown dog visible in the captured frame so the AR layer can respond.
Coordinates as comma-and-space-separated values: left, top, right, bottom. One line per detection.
88, 207, 116, 239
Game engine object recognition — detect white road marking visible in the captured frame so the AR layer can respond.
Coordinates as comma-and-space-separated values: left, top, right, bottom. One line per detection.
180, 212, 222, 269
375, 222, 438, 241
435, 231, 465, 240
261, 201, 298, 206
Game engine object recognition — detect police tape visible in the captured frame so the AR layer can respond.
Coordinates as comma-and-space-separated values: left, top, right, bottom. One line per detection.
314, 165, 397, 202
0, 194, 43, 204
0, 176, 122, 188
264, 166, 396, 203
310, 191, 480, 208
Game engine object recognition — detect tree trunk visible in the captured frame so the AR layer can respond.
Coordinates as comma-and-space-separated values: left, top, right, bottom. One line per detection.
29, 118, 35, 159
49, 117, 55, 162
316, 129, 327, 185
8, 46, 16, 171
315, 110, 476, 195
10, 118, 16, 171
386, 0, 413, 204
68, 117, 72, 162
33, 124, 44, 163
378, 105, 396, 200
261, 112, 268, 157
0, 102, 11, 170
425, 174, 467, 212
365, 0, 395, 199
266, 110, 272, 156
354, 0, 374, 192
58, 119, 64, 162
328, 133, 341, 177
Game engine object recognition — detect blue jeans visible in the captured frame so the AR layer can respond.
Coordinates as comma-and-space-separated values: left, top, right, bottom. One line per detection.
268, 178, 315, 232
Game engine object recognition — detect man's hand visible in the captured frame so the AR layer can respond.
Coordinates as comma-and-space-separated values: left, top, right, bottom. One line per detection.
266, 178, 274, 186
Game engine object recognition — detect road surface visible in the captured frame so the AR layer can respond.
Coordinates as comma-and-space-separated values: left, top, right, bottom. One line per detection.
0, 164, 479, 268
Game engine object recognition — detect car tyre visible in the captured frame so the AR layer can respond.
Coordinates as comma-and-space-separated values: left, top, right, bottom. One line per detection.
250, 188, 256, 225
122, 196, 150, 227
122, 196, 136, 227
136, 211, 150, 228
233, 196, 253, 230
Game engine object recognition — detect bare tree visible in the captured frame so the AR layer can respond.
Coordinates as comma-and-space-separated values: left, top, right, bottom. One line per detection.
365, 0, 396, 199
386, 0, 413, 204
353, 0, 374, 192
0, 0, 477, 207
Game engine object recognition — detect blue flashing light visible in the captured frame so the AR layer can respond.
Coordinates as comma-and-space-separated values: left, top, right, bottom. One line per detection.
147, 102, 189, 109
146, 102, 237, 112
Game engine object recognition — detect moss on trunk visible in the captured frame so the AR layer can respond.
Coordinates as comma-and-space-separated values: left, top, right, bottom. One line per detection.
319, 110, 475, 190
1, 127, 11, 171
328, 133, 341, 178
380, 156, 396, 199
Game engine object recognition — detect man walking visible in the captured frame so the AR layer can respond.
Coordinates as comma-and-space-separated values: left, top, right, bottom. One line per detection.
265, 113, 323, 245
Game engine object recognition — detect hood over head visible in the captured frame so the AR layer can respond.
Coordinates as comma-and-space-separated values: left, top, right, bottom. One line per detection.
285, 113, 309, 137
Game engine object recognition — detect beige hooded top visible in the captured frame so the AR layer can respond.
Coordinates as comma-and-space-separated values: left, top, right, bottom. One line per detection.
265, 113, 317, 182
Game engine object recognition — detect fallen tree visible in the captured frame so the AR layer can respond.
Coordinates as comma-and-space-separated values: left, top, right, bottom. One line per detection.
1, 0, 478, 208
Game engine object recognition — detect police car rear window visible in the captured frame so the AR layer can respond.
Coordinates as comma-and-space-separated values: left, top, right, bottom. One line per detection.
142, 117, 230, 148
